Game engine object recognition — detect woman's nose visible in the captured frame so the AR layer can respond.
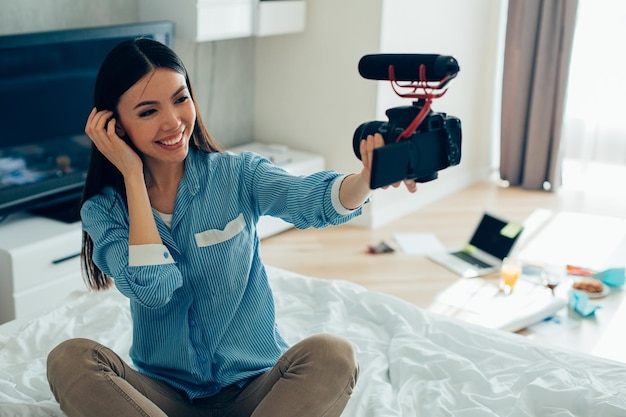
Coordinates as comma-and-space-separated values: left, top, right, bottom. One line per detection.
160, 108, 181, 131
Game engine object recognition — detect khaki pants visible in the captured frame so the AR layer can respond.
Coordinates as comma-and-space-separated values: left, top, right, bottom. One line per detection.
47, 334, 358, 417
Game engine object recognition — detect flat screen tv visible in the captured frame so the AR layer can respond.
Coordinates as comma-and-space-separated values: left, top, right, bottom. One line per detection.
0, 21, 174, 223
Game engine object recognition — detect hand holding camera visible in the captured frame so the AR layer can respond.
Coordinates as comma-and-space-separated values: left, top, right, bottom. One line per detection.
357, 133, 418, 193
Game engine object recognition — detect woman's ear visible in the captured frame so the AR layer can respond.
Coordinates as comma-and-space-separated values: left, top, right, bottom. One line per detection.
114, 122, 126, 137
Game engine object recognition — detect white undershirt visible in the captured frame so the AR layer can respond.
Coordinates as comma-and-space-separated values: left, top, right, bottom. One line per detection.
153, 208, 173, 230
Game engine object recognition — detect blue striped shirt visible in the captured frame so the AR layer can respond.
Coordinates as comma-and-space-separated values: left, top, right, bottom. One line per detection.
81, 149, 362, 399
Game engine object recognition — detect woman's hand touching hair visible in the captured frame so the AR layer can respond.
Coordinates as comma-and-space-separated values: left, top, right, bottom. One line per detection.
84, 107, 143, 178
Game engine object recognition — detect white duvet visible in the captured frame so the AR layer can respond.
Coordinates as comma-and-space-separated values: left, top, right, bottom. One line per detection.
1, 266, 626, 416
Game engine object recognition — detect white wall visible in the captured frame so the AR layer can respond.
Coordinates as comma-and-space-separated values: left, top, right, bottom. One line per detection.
254, 0, 383, 174
254, 0, 506, 227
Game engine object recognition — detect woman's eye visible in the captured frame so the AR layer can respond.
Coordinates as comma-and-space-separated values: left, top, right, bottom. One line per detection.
176, 95, 190, 104
139, 109, 156, 118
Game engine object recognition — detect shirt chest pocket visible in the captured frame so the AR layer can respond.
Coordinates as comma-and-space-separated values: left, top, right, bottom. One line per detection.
195, 213, 246, 247
193, 213, 249, 295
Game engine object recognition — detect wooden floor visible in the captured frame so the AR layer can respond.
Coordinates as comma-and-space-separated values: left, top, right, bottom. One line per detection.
260, 178, 626, 308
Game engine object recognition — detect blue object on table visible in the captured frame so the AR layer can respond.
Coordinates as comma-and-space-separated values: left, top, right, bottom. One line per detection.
569, 290, 601, 317
595, 268, 625, 287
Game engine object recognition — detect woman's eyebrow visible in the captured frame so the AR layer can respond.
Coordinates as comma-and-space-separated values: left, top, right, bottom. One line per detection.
133, 85, 188, 110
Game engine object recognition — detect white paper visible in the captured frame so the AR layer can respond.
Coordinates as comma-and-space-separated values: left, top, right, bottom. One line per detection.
393, 233, 447, 255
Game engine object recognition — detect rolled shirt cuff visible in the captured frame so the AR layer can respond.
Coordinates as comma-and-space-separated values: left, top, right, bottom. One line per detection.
331, 174, 365, 215
128, 244, 175, 267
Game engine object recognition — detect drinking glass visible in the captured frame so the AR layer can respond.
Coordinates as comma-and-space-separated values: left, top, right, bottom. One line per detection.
542, 264, 565, 296
500, 257, 522, 295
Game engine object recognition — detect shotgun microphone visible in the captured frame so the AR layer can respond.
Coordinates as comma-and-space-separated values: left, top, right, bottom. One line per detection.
358, 54, 459, 83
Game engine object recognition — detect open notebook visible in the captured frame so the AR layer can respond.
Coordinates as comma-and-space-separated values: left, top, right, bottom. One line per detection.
428, 276, 567, 332
427, 213, 524, 277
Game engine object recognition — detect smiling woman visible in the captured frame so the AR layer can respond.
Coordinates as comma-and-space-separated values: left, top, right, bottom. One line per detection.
45, 37, 416, 417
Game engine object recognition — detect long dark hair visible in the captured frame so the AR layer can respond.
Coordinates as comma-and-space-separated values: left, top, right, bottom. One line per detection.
81, 38, 222, 291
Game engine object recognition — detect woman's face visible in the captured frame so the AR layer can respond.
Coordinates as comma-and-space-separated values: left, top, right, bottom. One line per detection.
115, 67, 196, 167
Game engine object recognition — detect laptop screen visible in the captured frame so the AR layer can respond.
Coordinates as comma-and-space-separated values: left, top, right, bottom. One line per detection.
468, 213, 523, 260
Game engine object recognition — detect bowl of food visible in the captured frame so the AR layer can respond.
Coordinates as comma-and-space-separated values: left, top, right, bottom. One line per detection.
571, 278, 610, 298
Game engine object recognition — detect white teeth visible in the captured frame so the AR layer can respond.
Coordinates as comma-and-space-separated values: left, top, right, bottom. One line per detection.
159, 134, 182, 146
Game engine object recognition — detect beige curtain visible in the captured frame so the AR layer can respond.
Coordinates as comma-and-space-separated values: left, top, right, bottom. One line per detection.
500, 0, 578, 190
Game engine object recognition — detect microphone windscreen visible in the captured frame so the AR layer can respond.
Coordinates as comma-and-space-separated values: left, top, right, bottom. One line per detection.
358, 54, 459, 82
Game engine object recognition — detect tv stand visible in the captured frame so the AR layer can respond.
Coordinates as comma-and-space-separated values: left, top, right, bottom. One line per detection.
0, 213, 84, 325
29, 197, 81, 223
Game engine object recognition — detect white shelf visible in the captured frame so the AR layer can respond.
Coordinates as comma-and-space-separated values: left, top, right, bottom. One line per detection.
139, 0, 253, 42
138, 0, 306, 42
255, 1, 306, 37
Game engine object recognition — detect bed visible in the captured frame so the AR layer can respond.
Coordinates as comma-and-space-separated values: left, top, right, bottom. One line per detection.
2, 266, 626, 416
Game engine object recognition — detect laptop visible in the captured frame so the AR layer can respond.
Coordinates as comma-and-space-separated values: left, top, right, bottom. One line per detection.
427, 213, 524, 278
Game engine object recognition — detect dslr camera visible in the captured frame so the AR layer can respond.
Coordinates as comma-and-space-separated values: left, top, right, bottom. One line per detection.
353, 54, 462, 187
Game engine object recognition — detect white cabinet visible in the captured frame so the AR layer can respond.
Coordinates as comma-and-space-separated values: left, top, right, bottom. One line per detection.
138, 0, 306, 42
227, 142, 325, 239
0, 215, 84, 325
139, 0, 254, 42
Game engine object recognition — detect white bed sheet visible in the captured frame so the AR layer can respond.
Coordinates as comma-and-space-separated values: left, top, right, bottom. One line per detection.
2, 266, 626, 416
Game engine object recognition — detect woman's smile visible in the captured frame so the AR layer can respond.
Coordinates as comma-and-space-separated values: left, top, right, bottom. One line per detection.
156, 130, 185, 148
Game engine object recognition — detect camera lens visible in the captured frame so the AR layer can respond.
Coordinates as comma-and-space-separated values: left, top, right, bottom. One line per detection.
352, 121, 387, 160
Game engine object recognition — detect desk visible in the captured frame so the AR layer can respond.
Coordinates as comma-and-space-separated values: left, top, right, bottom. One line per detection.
519, 210, 626, 362
429, 270, 626, 363
426, 209, 626, 363
519, 285, 626, 363
511, 210, 626, 363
